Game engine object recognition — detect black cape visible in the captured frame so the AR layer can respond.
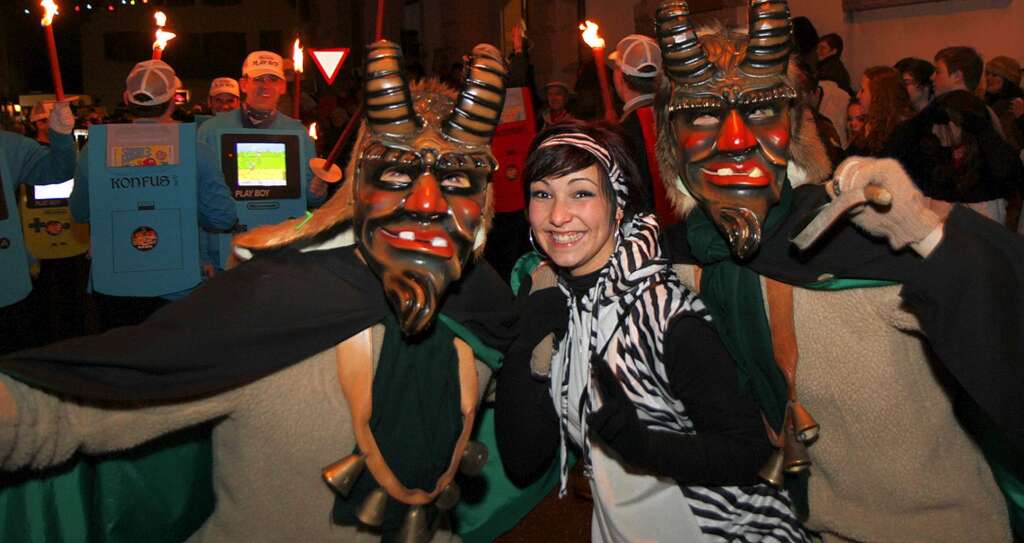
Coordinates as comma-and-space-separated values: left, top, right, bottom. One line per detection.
664, 184, 1024, 451
0, 246, 516, 402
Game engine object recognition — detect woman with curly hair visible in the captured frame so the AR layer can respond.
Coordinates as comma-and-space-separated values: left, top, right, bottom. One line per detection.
847, 66, 915, 157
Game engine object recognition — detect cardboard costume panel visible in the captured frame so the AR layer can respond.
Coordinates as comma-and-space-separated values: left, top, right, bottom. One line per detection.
0, 159, 33, 307
87, 123, 201, 297
209, 127, 309, 268
490, 87, 536, 214
19, 182, 90, 260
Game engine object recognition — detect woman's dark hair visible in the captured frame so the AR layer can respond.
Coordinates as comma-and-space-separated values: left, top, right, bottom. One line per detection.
894, 57, 935, 98
522, 121, 650, 222
791, 17, 819, 56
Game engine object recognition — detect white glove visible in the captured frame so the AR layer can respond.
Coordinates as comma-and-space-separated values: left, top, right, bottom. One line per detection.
48, 100, 75, 135
833, 157, 944, 257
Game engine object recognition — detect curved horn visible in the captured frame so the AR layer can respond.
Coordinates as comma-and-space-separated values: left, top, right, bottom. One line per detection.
364, 40, 418, 137
740, 0, 793, 77
656, 1, 715, 86
444, 44, 508, 146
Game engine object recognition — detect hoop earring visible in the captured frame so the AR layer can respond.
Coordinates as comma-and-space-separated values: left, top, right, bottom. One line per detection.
528, 228, 547, 258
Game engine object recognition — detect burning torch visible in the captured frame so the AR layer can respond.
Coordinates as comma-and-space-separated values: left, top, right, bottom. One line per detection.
40, 0, 64, 101
292, 37, 303, 119
152, 11, 176, 60
579, 20, 616, 123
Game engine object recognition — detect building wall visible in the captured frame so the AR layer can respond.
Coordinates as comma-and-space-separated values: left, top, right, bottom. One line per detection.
527, 0, 582, 88
586, 0, 1023, 94
789, 0, 1023, 90
80, 1, 301, 108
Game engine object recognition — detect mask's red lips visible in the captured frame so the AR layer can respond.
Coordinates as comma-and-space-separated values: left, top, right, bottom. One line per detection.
700, 160, 772, 187
379, 227, 455, 258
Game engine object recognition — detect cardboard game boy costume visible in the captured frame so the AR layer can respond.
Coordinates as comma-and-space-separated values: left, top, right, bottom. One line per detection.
86, 122, 200, 297
199, 112, 314, 269
19, 180, 89, 261
0, 159, 31, 307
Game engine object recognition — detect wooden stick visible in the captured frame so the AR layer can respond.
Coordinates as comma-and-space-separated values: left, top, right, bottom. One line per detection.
375, 0, 385, 41
324, 104, 363, 170
791, 184, 892, 251
44, 25, 64, 101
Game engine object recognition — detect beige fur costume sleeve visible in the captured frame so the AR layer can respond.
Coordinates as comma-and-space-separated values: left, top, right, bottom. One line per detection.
0, 374, 239, 472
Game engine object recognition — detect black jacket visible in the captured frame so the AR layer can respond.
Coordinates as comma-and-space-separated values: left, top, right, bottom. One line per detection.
886, 90, 1022, 202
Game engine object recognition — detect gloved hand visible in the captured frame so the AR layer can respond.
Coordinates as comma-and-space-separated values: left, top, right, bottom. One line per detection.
586, 356, 651, 468
48, 100, 75, 135
833, 157, 944, 256
509, 263, 565, 379
309, 177, 328, 200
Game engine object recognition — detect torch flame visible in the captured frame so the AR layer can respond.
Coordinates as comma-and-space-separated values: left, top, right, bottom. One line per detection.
292, 38, 304, 74
308, 122, 317, 140
153, 11, 174, 52
579, 20, 604, 49
154, 29, 176, 52
40, 0, 58, 27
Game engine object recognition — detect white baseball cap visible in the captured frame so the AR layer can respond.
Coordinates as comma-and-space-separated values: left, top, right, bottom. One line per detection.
125, 59, 182, 105
242, 51, 285, 80
608, 34, 661, 78
209, 77, 240, 97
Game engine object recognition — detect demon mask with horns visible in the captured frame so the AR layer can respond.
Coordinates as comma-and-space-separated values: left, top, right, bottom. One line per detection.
236, 41, 508, 335
655, 0, 828, 259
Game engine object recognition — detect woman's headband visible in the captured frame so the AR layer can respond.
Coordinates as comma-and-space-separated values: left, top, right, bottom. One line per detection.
537, 132, 628, 210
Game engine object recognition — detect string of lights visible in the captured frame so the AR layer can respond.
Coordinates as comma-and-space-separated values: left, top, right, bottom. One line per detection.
19, 0, 151, 16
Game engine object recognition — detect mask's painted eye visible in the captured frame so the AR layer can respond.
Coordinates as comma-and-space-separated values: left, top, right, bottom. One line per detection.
692, 114, 720, 127
440, 173, 472, 190
748, 107, 776, 121
379, 168, 412, 186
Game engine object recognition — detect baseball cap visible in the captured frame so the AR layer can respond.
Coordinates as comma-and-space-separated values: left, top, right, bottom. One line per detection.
608, 34, 661, 78
543, 81, 571, 94
125, 59, 182, 106
243, 51, 285, 80
30, 101, 54, 122
209, 77, 240, 97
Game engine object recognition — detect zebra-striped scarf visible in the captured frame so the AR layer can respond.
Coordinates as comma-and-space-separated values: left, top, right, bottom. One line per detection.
549, 213, 809, 542
551, 213, 702, 493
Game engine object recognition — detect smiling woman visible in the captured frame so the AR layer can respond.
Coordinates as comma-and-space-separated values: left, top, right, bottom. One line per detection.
522, 124, 646, 277
497, 121, 808, 542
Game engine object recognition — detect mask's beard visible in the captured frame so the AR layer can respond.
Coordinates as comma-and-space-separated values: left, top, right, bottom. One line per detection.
378, 266, 447, 336
355, 214, 472, 336
717, 206, 762, 260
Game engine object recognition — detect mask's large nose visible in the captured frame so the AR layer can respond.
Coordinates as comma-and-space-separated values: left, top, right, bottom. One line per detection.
716, 109, 757, 153
403, 172, 449, 219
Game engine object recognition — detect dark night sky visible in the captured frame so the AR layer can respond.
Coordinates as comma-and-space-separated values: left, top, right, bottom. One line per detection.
6, 3, 85, 96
